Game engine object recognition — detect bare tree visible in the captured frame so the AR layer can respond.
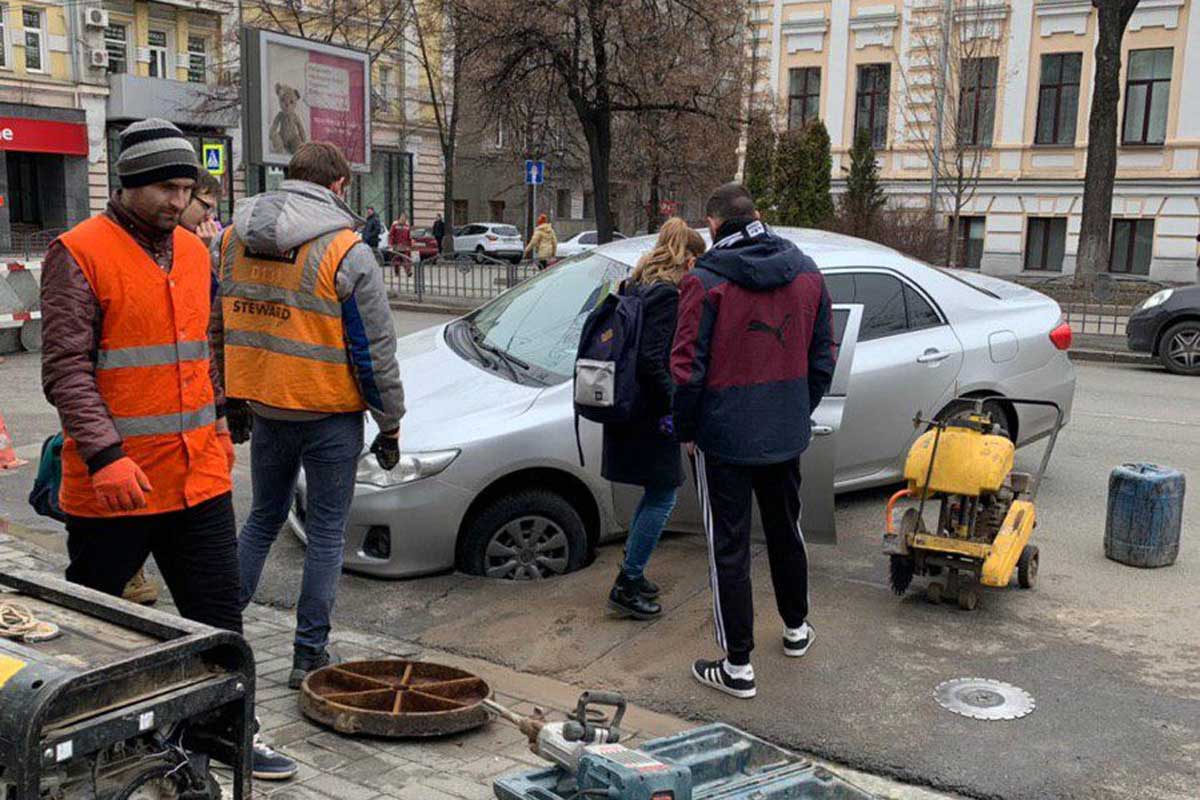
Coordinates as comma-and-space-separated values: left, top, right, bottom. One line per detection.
1075, 0, 1141, 285
897, 0, 1003, 267
463, 0, 747, 243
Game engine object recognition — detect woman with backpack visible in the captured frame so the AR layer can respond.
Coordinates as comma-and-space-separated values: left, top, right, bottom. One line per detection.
603, 217, 706, 620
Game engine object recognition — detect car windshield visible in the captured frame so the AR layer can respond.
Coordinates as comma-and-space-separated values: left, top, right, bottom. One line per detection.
494, 225, 521, 237
467, 252, 630, 383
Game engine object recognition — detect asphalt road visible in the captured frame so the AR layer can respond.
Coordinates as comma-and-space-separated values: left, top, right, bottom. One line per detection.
2, 311, 1198, 799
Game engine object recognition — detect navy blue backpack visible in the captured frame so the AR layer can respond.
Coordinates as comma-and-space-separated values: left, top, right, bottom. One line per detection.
573, 282, 645, 464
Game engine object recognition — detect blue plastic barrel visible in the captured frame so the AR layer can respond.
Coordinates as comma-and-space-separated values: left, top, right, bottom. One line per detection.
1105, 463, 1185, 568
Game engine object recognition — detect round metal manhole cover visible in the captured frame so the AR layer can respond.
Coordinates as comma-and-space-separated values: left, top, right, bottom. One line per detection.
300, 659, 492, 737
934, 678, 1035, 721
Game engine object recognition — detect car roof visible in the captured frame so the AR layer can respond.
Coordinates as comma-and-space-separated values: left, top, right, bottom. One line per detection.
595, 226, 921, 272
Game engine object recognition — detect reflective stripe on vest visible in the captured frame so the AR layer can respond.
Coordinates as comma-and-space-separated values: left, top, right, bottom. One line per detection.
224, 329, 348, 364
97, 340, 210, 370
113, 403, 216, 438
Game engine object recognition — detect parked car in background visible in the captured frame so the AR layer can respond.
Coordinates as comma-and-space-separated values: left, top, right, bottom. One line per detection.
410, 228, 440, 260
289, 229, 1076, 582
1127, 285, 1200, 375
453, 222, 525, 262
556, 230, 627, 259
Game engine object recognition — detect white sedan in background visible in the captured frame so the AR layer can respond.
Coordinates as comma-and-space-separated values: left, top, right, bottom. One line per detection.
555, 230, 627, 259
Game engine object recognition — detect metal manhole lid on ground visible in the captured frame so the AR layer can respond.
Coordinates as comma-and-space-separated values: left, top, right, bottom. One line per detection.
300, 659, 492, 737
934, 678, 1035, 721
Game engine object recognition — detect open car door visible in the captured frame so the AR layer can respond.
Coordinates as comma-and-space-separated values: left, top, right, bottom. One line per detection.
657, 303, 863, 544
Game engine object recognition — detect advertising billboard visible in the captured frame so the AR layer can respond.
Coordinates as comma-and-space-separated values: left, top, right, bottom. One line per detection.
242, 29, 371, 171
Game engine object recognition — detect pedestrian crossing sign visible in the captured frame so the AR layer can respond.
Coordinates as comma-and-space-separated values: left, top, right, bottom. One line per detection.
203, 144, 225, 175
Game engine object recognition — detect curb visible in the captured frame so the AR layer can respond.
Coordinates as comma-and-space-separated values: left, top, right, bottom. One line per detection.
388, 299, 472, 316
1069, 348, 1153, 366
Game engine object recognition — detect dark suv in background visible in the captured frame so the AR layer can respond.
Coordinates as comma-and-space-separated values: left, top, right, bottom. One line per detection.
1127, 286, 1200, 375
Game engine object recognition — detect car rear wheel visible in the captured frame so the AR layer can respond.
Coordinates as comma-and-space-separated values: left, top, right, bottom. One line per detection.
459, 490, 589, 580
1159, 321, 1200, 376
473, 245, 485, 264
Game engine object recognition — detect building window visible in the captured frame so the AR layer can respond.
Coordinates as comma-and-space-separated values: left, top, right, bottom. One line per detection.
186, 36, 206, 83
556, 188, 572, 220
148, 29, 169, 78
787, 67, 820, 130
1035, 53, 1082, 146
105, 24, 128, 73
22, 8, 44, 72
1025, 218, 1067, 272
855, 64, 891, 149
0, 7, 9, 69
1123, 48, 1173, 146
583, 191, 595, 220
955, 216, 986, 269
378, 64, 392, 110
489, 200, 505, 220
958, 57, 997, 147
1110, 219, 1154, 275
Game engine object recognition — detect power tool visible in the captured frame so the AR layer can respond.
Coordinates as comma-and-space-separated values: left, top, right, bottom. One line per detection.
486, 691, 876, 799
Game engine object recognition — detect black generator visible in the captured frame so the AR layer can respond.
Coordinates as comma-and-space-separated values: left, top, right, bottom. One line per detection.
0, 569, 254, 799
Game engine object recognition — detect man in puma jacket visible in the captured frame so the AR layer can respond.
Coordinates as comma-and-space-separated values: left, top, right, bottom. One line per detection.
670, 182, 834, 700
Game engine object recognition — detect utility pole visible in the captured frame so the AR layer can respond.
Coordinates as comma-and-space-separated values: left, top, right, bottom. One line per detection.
929, 0, 953, 213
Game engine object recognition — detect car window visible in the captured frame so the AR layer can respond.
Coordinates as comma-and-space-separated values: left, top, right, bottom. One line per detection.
495, 225, 521, 237
614, 232, 627, 240
904, 284, 942, 330
470, 252, 629, 382
465, 225, 484, 236
580, 232, 598, 245
823, 273, 908, 341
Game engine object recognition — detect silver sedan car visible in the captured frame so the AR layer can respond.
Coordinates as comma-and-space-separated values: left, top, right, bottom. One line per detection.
289, 229, 1076, 579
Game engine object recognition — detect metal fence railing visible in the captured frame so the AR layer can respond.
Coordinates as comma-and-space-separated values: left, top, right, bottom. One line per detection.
3, 228, 65, 262
378, 249, 543, 306
1015, 274, 1173, 338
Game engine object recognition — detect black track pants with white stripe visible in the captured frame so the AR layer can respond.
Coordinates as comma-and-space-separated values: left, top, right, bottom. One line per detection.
694, 450, 809, 664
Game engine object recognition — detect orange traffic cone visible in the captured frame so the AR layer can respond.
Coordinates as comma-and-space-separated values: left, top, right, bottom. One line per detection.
0, 411, 27, 471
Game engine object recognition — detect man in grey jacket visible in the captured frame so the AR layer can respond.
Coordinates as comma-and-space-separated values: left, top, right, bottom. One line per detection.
210, 141, 405, 689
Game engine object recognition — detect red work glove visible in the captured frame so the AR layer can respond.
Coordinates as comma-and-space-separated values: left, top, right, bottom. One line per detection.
217, 430, 235, 472
92, 457, 153, 512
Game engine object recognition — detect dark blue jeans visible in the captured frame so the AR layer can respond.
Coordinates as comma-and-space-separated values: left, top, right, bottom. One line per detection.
237, 412, 363, 653
621, 486, 678, 581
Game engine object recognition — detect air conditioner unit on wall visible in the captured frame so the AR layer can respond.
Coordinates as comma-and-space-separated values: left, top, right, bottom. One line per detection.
84, 8, 109, 29
90, 48, 109, 68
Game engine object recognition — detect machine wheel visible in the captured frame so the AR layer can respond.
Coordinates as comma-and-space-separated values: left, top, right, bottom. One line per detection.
1018, 545, 1039, 589
926, 582, 943, 605
459, 489, 589, 580
957, 588, 980, 611
1158, 321, 1200, 376
937, 399, 1013, 441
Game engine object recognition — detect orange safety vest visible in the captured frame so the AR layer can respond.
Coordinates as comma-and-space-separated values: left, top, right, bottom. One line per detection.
218, 227, 366, 413
56, 216, 231, 517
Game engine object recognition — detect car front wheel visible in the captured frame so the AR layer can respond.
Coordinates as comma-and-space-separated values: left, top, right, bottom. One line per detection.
1159, 321, 1200, 376
459, 490, 589, 580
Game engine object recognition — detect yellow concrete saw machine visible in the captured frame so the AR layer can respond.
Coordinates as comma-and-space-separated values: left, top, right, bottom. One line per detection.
882, 397, 1064, 610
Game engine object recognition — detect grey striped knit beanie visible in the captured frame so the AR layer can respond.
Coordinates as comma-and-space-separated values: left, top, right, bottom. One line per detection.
117, 118, 199, 188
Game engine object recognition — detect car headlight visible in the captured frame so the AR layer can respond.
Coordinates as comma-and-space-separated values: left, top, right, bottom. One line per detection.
1140, 289, 1173, 310
355, 449, 460, 487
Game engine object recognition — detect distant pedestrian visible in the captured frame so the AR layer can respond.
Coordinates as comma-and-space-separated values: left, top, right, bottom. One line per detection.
390, 213, 413, 277
212, 141, 406, 690
180, 170, 223, 247
525, 213, 558, 270
603, 218, 706, 620
432, 213, 446, 253
362, 206, 384, 250
671, 183, 835, 700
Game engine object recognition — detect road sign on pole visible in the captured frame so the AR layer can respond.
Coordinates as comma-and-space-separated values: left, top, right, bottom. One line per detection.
203, 144, 225, 175
524, 160, 545, 186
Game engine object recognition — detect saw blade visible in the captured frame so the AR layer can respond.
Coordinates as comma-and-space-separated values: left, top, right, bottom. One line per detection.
934, 678, 1035, 721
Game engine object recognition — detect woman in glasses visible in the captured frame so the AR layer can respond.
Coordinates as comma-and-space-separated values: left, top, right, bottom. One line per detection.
181, 171, 223, 246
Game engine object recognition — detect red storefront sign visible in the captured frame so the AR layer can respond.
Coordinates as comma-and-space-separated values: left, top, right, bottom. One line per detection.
0, 117, 88, 156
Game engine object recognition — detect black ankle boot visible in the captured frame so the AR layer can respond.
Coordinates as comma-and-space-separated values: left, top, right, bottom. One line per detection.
608, 572, 662, 620
633, 575, 660, 599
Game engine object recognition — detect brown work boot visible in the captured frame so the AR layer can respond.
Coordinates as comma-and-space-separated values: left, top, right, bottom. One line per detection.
122, 568, 160, 605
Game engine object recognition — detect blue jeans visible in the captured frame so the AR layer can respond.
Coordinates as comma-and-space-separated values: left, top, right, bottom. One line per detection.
237, 413, 363, 653
621, 486, 678, 580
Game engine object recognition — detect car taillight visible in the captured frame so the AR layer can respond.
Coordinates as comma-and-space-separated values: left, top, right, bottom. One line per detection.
1049, 321, 1073, 351
485, 234, 498, 241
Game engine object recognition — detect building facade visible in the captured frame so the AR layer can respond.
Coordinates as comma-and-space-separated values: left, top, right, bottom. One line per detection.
750, 0, 1200, 282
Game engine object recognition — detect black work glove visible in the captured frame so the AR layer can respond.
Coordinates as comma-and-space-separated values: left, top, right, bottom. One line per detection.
226, 400, 254, 445
371, 431, 400, 470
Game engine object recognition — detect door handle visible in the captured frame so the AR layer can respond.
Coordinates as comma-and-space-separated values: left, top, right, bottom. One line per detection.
812, 425, 834, 436
917, 349, 952, 364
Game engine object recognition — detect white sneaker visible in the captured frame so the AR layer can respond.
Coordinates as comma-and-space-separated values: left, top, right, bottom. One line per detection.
783, 622, 814, 658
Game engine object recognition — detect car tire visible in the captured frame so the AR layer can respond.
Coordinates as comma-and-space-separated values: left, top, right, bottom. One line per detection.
937, 398, 1012, 441
459, 490, 589, 580
1158, 321, 1200, 376
474, 245, 485, 264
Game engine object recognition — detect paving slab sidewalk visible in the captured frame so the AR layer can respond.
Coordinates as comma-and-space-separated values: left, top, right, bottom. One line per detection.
0, 532, 958, 800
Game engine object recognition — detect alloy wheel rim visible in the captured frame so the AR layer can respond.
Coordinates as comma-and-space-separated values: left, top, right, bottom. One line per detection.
484, 515, 570, 580
1167, 329, 1200, 369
